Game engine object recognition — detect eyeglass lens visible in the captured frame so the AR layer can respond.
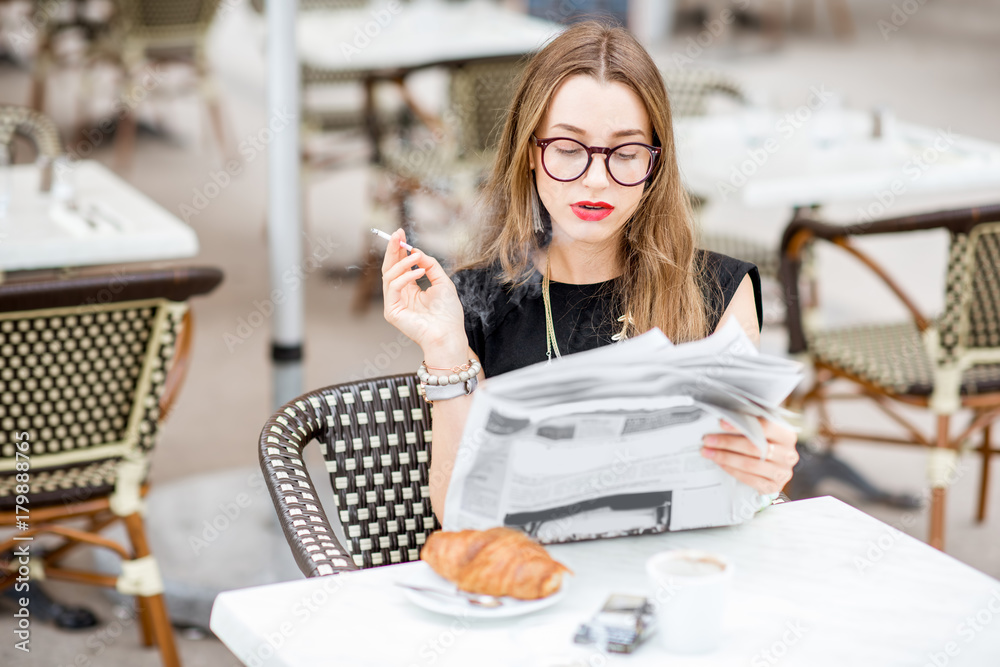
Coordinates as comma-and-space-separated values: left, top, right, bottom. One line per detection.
542, 139, 653, 185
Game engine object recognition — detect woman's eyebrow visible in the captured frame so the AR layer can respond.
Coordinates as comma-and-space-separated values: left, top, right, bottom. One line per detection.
551, 123, 646, 138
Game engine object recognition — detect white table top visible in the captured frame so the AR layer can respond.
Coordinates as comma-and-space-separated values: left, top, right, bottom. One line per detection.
674, 108, 1000, 208
298, 0, 562, 74
210, 497, 1000, 666
0, 161, 198, 272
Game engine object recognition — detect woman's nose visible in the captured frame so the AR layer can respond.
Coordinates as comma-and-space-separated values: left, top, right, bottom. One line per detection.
581, 154, 611, 188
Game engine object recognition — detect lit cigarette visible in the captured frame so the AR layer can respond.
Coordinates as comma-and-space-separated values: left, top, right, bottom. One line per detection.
370, 228, 414, 252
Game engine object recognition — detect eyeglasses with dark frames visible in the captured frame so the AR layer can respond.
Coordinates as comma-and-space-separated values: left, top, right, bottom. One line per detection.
532, 136, 661, 187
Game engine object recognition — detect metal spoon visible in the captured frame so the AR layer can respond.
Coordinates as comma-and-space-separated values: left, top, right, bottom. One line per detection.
395, 583, 503, 608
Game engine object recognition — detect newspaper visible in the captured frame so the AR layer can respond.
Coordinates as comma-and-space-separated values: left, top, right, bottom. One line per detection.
441, 319, 803, 544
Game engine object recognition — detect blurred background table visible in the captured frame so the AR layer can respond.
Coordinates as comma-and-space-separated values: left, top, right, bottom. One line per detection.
298, 1, 561, 76
0, 160, 198, 273
674, 107, 1000, 209
211, 496, 1000, 666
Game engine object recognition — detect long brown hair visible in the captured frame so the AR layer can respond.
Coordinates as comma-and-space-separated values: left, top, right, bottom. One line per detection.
458, 21, 710, 343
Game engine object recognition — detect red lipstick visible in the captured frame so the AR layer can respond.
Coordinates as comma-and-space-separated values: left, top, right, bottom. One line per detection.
571, 201, 614, 221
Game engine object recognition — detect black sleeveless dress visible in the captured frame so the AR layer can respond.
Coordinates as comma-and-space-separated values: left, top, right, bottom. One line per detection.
453, 250, 762, 378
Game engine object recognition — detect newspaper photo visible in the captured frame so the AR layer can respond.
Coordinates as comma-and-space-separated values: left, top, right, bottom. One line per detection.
442, 319, 804, 544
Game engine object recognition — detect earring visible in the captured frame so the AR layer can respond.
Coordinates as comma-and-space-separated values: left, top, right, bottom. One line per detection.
530, 186, 544, 234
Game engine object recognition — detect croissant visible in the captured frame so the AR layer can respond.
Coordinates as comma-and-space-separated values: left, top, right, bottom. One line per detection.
420, 527, 571, 600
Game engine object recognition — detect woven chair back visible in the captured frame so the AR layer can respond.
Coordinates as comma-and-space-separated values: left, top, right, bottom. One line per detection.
449, 58, 525, 159
259, 374, 439, 576
938, 223, 1000, 364
0, 268, 221, 509
116, 0, 221, 43
661, 68, 748, 118
0, 105, 62, 162
252, 0, 368, 14
311, 375, 438, 569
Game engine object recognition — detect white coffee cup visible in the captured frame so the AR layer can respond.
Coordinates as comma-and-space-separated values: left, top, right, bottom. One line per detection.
645, 549, 733, 654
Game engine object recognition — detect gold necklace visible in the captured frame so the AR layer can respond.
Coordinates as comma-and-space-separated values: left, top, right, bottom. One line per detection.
543, 254, 561, 361
542, 254, 631, 363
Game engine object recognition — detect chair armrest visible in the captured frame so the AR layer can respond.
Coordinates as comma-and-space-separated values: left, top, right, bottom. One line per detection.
259, 389, 359, 578
779, 204, 1000, 354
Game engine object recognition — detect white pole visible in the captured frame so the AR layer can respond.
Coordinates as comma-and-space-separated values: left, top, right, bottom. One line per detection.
266, 0, 304, 408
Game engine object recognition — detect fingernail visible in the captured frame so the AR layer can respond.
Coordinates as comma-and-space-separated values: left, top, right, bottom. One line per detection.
703, 434, 718, 445
720, 420, 735, 431
701, 447, 715, 459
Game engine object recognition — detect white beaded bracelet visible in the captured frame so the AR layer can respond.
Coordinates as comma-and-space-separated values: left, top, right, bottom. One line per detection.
417, 360, 481, 386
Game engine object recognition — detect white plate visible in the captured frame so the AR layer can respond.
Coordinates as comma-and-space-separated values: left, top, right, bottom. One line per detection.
399, 562, 568, 618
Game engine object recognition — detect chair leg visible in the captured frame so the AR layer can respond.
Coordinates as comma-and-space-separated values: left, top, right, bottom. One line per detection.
197, 60, 233, 160
792, 0, 815, 32
135, 595, 155, 647
978, 422, 992, 523
29, 34, 52, 112
114, 107, 138, 173
351, 244, 382, 314
928, 415, 950, 551
121, 513, 180, 667
827, 0, 854, 39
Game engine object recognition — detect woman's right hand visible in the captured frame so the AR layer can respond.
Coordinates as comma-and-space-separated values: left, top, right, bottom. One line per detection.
381, 229, 467, 355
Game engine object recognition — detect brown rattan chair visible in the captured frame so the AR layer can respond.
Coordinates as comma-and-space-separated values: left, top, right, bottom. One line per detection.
0, 104, 64, 197
0, 266, 223, 666
351, 57, 525, 312
109, 0, 229, 169
0, 104, 63, 163
33, 0, 229, 170
259, 374, 437, 576
780, 204, 1000, 551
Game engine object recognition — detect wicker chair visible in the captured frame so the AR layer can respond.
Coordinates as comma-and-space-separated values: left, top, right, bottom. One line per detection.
260, 374, 438, 577
33, 0, 228, 170
111, 0, 227, 168
662, 67, 749, 118
660, 69, 779, 288
780, 204, 1000, 551
0, 104, 63, 163
0, 267, 223, 665
352, 57, 525, 312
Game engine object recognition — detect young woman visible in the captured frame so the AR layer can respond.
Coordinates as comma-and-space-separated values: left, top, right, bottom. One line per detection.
381, 21, 797, 521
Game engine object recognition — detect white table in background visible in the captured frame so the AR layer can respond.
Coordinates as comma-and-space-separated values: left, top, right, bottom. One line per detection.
210, 497, 1000, 666
0, 161, 198, 272
674, 108, 1000, 209
298, 1, 561, 75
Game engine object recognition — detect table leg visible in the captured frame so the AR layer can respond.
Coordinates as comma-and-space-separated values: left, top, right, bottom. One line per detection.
789, 441, 922, 509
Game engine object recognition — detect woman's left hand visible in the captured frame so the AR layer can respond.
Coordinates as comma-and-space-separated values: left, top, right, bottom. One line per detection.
701, 418, 798, 495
